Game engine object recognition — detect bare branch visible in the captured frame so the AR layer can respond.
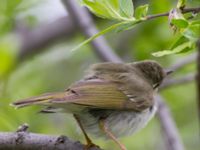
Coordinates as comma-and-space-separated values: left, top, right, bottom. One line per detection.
61, 0, 122, 63
156, 95, 185, 150
161, 73, 195, 89
18, 16, 76, 60
170, 53, 197, 71
158, 52, 197, 90
0, 131, 101, 150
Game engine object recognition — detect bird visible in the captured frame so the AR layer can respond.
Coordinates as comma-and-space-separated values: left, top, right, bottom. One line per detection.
11, 60, 172, 150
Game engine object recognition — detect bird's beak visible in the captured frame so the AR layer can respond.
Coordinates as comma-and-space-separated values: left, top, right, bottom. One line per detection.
164, 69, 174, 76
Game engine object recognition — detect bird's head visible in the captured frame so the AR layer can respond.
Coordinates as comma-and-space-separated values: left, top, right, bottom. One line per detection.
133, 60, 172, 89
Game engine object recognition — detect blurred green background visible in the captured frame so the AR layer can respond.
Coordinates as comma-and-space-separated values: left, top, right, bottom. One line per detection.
0, 0, 199, 150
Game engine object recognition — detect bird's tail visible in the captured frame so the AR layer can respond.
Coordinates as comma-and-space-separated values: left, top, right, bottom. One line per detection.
11, 92, 65, 109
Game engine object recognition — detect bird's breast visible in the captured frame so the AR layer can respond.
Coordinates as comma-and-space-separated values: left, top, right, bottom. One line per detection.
78, 104, 157, 138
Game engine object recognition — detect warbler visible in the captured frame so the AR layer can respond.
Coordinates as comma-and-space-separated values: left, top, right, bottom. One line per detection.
12, 60, 171, 150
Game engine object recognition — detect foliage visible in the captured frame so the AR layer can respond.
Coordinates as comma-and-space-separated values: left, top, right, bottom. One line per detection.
77, 0, 200, 57
153, 8, 199, 56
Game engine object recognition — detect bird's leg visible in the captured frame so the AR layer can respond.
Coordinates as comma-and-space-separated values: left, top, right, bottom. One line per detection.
99, 119, 127, 150
73, 114, 98, 149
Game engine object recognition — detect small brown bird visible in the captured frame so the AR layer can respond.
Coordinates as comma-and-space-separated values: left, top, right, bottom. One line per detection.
12, 60, 171, 150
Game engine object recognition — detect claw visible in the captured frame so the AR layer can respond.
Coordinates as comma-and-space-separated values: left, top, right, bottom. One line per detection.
84, 143, 100, 150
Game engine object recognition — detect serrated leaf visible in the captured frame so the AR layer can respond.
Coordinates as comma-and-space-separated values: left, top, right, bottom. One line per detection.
152, 41, 193, 57
135, 4, 149, 19
119, 0, 134, 18
171, 18, 189, 28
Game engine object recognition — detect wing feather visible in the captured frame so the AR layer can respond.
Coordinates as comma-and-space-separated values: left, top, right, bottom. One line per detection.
12, 75, 153, 111
51, 79, 129, 110
12, 79, 129, 110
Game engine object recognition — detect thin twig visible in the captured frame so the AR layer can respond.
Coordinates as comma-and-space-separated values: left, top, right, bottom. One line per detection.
160, 53, 197, 90
146, 7, 200, 20
170, 53, 197, 71
182, 7, 200, 14
161, 73, 195, 89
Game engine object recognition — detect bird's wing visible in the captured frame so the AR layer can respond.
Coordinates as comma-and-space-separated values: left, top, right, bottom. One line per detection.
87, 63, 154, 111
50, 79, 130, 110
12, 63, 154, 112
12, 78, 151, 111
12, 79, 126, 109
57, 77, 154, 111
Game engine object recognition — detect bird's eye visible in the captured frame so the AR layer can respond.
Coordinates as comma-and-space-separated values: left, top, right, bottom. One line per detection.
153, 83, 159, 89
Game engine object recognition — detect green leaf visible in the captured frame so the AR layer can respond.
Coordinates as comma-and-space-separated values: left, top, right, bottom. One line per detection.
183, 24, 200, 41
171, 18, 189, 28
135, 4, 149, 19
80, 0, 135, 21
177, 0, 186, 8
170, 36, 188, 49
80, 0, 118, 19
190, 20, 200, 25
119, 0, 134, 18
152, 41, 193, 57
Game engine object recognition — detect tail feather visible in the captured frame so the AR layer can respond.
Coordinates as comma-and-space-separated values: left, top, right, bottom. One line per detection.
11, 92, 65, 108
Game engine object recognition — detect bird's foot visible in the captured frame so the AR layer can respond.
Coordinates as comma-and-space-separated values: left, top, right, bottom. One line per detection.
84, 142, 100, 150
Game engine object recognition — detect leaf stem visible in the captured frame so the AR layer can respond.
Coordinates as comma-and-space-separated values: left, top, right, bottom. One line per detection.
71, 21, 127, 52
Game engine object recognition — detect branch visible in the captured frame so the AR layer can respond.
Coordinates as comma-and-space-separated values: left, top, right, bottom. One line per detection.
161, 73, 196, 89
0, 124, 101, 150
156, 95, 185, 150
17, 16, 76, 60
62, 1, 185, 150
160, 53, 197, 89
146, 7, 200, 20
170, 52, 197, 71
0, 132, 82, 150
